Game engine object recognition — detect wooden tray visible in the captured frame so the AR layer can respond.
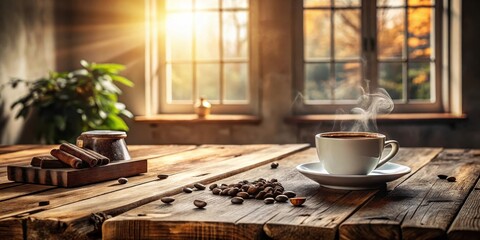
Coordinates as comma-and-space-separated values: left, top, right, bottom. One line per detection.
7, 159, 147, 188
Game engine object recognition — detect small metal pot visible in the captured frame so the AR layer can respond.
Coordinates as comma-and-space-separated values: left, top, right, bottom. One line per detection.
76, 130, 131, 161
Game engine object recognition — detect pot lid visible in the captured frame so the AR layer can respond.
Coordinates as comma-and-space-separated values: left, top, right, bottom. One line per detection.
80, 130, 127, 138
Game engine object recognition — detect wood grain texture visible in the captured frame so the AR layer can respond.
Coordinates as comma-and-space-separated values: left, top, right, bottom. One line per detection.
447, 178, 480, 240
25, 144, 308, 240
7, 159, 148, 187
339, 151, 480, 240
103, 148, 441, 240
0, 218, 23, 240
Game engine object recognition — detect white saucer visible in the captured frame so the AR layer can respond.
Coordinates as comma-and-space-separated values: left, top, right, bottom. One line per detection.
296, 162, 411, 190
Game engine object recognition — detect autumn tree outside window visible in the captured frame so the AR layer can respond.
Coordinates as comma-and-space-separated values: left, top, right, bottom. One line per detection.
294, 0, 444, 114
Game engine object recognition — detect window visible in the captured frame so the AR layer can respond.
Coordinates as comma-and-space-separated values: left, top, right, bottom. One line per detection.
294, 0, 444, 114
146, 0, 258, 115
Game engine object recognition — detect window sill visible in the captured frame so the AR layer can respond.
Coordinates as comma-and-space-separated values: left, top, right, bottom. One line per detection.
285, 113, 468, 124
135, 114, 262, 125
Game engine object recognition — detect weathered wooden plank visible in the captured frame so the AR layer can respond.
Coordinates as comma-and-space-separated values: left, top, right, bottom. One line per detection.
0, 145, 44, 155
0, 218, 23, 240
447, 178, 480, 240
339, 151, 480, 240
103, 148, 441, 240
0, 182, 23, 190
0, 145, 268, 220
0, 184, 56, 202
26, 144, 308, 239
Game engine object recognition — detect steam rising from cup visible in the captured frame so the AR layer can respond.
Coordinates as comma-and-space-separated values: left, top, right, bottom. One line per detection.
348, 88, 394, 132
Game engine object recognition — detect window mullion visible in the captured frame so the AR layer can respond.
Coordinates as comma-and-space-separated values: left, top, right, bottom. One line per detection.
192, 0, 197, 103
219, 1, 224, 104
403, 3, 409, 102
330, 0, 335, 101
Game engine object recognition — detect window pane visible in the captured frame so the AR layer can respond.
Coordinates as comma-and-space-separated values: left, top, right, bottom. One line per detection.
196, 12, 220, 60
224, 63, 248, 101
335, 62, 361, 100
334, 10, 361, 59
408, 7, 432, 59
222, 0, 248, 9
378, 62, 403, 100
195, 0, 218, 9
197, 64, 220, 101
166, 0, 192, 10
377, 0, 405, 7
304, 10, 331, 59
408, 0, 434, 6
304, 0, 331, 7
223, 11, 248, 60
166, 12, 193, 61
408, 62, 431, 100
305, 63, 331, 100
335, 0, 361, 7
168, 64, 193, 101
377, 8, 404, 59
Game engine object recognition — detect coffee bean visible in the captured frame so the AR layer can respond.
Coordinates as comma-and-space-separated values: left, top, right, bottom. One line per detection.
283, 191, 296, 198
209, 183, 218, 190
271, 162, 279, 169
270, 178, 278, 182
38, 201, 50, 206
255, 191, 266, 200
183, 187, 193, 193
137, 213, 147, 216
220, 185, 228, 190
228, 188, 239, 197
231, 197, 244, 204
194, 183, 206, 190
157, 174, 169, 180
194, 200, 207, 208
264, 193, 274, 199
247, 186, 259, 195
241, 185, 250, 191
118, 177, 128, 184
161, 197, 175, 204
236, 192, 250, 199
447, 176, 456, 182
264, 186, 273, 193
264, 198, 275, 204
234, 183, 243, 188
212, 188, 222, 195
242, 180, 249, 184
275, 195, 289, 203
437, 174, 448, 179
289, 197, 306, 206
221, 188, 230, 196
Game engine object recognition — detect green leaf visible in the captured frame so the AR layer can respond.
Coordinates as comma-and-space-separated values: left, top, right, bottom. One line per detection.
80, 60, 90, 69
92, 63, 125, 72
111, 75, 134, 87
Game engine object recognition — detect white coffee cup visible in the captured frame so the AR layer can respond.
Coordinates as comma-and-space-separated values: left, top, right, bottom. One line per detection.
315, 132, 399, 175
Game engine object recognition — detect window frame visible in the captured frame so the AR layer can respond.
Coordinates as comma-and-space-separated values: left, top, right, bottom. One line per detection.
293, 0, 445, 115
145, 0, 260, 115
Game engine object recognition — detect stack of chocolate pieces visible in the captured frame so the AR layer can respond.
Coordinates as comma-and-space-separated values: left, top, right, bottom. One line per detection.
31, 143, 110, 169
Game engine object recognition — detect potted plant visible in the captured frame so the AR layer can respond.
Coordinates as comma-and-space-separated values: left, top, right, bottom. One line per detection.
5, 60, 134, 144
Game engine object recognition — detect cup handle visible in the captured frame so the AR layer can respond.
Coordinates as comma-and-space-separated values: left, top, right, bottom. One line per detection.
376, 140, 399, 169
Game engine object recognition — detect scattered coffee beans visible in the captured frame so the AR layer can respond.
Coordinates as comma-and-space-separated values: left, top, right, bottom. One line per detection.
118, 177, 128, 184
231, 197, 244, 204
275, 195, 288, 203
194, 183, 206, 190
161, 197, 175, 204
236, 192, 250, 199
264, 198, 275, 204
447, 176, 456, 182
212, 188, 222, 195
283, 191, 296, 198
194, 200, 207, 208
289, 197, 306, 207
157, 174, 169, 180
271, 162, 279, 169
209, 183, 218, 190
183, 187, 193, 193
437, 174, 448, 179
209, 178, 297, 205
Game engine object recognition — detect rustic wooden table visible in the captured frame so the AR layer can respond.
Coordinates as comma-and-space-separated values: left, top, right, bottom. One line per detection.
0, 144, 478, 240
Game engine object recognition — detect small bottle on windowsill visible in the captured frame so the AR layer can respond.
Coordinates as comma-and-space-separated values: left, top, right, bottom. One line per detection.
195, 97, 211, 118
